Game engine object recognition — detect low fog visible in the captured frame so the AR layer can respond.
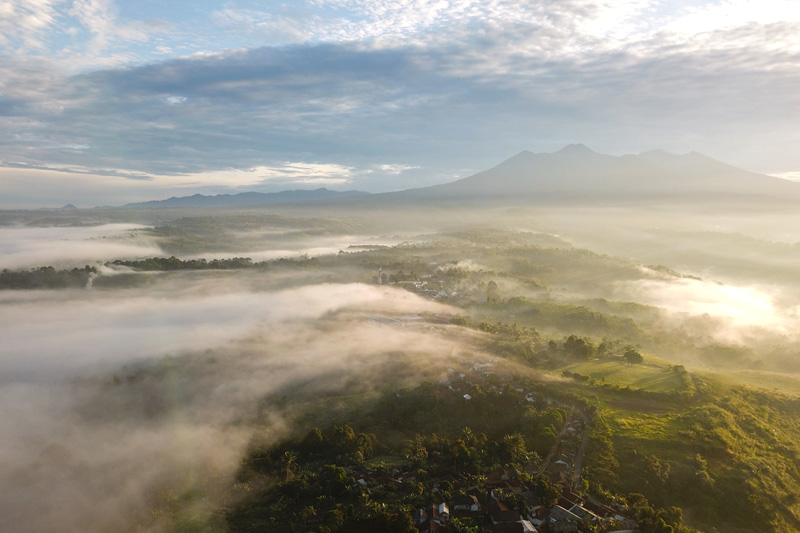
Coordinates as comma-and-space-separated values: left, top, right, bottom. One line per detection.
0, 274, 481, 532
613, 267, 799, 345
0, 224, 162, 270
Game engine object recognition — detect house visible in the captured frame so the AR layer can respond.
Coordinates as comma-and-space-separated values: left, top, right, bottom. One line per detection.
373, 475, 402, 486
557, 496, 581, 510
561, 490, 583, 504
519, 491, 544, 519
486, 467, 517, 485
483, 523, 523, 533
411, 504, 449, 533
437, 503, 450, 522
506, 478, 527, 493
487, 499, 521, 524
568, 504, 600, 523
453, 494, 481, 512
550, 521, 579, 532
549, 505, 581, 524
549, 508, 580, 532
416, 519, 447, 533
612, 515, 639, 530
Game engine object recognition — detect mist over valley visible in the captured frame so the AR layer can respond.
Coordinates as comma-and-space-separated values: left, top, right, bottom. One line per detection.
4, 147, 800, 532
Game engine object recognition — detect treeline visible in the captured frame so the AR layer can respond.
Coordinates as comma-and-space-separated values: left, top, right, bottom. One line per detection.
0, 265, 96, 289
109, 256, 263, 270
474, 319, 639, 368
0, 254, 328, 290
372, 381, 566, 458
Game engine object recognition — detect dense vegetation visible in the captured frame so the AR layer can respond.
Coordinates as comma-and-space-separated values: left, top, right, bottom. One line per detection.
227, 381, 572, 532
110, 256, 263, 271
0, 265, 97, 289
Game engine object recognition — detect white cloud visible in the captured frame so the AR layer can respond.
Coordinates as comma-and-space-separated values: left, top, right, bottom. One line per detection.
663, 0, 800, 36
0, 161, 361, 208
164, 95, 187, 105
377, 163, 420, 174
0, 0, 64, 52
0, 224, 162, 269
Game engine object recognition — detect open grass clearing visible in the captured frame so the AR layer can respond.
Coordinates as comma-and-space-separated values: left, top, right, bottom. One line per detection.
560, 358, 687, 392
719, 370, 800, 397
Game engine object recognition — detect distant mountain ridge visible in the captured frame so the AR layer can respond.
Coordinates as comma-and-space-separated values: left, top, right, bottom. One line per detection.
121, 146, 800, 208
124, 188, 370, 208
386, 144, 800, 203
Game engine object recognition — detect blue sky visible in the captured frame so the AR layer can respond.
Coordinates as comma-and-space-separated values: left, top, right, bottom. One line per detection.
1, 0, 799, 207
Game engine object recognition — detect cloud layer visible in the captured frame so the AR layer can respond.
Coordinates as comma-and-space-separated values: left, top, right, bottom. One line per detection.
1, 0, 799, 206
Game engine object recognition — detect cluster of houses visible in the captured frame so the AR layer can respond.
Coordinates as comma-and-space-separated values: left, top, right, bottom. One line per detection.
346, 374, 636, 533
361, 308, 638, 531
419, 371, 635, 532
395, 464, 638, 533
377, 261, 491, 301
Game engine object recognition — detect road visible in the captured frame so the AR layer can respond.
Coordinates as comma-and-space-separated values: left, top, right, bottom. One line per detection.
534, 404, 574, 476
571, 410, 591, 490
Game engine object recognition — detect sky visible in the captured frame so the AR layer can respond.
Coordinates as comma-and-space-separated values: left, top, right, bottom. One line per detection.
1, 0, 799, 207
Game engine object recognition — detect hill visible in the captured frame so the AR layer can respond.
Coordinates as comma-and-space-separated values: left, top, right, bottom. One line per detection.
123, 188, 370, 208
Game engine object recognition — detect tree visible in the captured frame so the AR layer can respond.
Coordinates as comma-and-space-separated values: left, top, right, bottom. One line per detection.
624, 349, 644, 365
535, 475, 563, 507
500, 433, 529, 464
565, 335, 592, 359
281, 451, 298, 482
487, 280, 499, 302
644, 455, 670, 487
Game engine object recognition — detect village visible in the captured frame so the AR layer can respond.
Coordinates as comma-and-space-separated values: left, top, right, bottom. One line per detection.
344, 357, 639, 533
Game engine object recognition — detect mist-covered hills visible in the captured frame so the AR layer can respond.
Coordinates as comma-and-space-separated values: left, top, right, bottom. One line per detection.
391, 144, 800, 203
123, 188, 370, 208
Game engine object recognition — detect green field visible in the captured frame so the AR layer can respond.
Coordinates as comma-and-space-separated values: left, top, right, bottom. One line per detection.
560, 358, 688, 392
716, 370, 800, 397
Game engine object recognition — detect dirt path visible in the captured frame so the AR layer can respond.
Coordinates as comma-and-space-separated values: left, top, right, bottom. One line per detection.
571, 410, 591, 490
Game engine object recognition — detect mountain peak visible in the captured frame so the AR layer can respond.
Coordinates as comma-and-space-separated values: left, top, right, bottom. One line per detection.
554, 143, 597, 156
418, 145, 800, 202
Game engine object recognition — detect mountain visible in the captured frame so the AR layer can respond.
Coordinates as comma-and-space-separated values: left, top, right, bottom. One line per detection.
388, 144, 800, 203
123, 188, 370, 208
120, 147, 800, 209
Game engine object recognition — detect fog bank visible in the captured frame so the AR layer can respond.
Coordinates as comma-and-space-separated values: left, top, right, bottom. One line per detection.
0, 280, 470, 532
0, 224, 162, 270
